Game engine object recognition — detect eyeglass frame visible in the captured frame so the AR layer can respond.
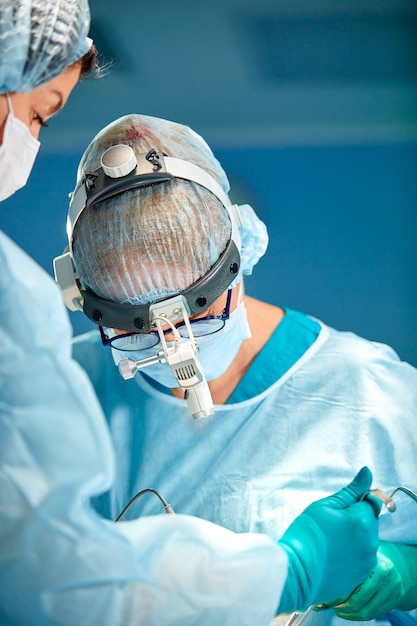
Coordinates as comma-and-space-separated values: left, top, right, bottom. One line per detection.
100, 288, 233, 351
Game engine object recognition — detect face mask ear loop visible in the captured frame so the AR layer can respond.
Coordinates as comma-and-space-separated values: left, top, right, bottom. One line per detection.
236, 279, 245, 306
6, 93, 13, 115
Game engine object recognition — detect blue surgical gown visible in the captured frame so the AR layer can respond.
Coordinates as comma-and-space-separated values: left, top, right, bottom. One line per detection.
72, 303, 417, 626
0, 231, 285, 626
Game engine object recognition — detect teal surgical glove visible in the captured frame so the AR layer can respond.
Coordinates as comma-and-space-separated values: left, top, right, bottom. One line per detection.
277, 467, 380, 614
329, 541, 417, 620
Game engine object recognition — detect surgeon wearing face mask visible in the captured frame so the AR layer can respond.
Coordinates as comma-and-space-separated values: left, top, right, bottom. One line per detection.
107, 282, 249, 392
0, 4, 99, 202
0, 2, 121, 625
54, 113, 417, 625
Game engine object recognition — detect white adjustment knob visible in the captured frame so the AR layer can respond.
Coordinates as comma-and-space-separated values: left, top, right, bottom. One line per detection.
101, 144, 137, 178
118, 357, 137, 380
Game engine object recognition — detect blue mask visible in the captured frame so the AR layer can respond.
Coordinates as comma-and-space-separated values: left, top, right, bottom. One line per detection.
111, 300, 251, 388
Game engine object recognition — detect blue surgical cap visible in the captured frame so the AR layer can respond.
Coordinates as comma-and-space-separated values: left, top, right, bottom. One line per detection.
72, 114, 268, 306
0, 0, 91, 94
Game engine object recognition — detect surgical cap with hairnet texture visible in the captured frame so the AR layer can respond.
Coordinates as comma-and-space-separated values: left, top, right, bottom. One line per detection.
0, 0, 91, 93
72, 114, 268, 306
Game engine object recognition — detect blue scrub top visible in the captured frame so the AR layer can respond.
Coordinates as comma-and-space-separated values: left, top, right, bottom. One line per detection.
229, 308, 321, 402
72, 302, 417, 626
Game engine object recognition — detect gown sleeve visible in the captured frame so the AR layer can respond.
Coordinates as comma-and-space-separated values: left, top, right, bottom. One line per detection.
0, 232, 285, 626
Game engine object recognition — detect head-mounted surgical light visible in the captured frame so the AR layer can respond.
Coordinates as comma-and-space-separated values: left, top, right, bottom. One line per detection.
53, 145, 242, 333
101, 144, 138, 178
53, 144, 243, 420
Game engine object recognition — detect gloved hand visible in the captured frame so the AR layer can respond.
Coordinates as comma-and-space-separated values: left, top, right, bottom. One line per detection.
276, 467, 380, 614
324, 541, 417, 620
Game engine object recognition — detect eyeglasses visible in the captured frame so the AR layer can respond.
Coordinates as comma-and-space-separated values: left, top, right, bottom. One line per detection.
100, 289, 232, 352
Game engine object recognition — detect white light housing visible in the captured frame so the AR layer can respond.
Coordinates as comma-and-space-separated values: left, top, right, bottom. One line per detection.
101, 144, 137, 178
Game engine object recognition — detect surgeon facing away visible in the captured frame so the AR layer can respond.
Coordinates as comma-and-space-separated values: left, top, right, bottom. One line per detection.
0, 4, 396, 626
51, 113, 417, 625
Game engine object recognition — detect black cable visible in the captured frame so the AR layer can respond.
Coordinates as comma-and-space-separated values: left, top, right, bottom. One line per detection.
115, 488, 175, 522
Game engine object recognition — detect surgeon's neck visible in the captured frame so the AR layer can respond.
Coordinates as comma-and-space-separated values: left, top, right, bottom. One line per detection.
171, 296, 284, 405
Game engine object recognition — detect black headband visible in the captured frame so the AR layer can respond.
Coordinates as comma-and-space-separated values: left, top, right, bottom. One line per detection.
82, 238, 240, 332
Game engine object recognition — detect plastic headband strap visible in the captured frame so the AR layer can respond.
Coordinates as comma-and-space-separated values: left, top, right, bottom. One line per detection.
82, 239, 240, 332
67, 148, 241, 252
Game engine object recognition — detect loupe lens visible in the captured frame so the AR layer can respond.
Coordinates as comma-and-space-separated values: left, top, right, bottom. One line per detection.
111, 333, 160, 351
178, 319, 225, 338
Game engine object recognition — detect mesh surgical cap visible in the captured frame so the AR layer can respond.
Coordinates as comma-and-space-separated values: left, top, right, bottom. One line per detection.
72, 114, 268, 306
0, 0, 91, 94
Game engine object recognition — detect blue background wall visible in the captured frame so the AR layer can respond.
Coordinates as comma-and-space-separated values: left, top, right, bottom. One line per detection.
2, 140, 416, 366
